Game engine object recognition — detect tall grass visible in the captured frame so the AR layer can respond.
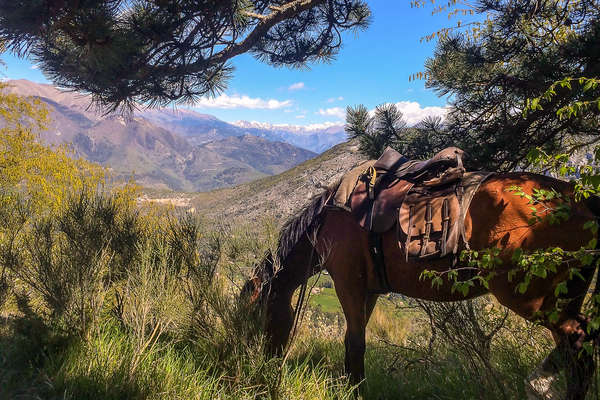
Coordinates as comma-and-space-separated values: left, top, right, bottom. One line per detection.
0, 189, 356, 399
0, 187, 562, 399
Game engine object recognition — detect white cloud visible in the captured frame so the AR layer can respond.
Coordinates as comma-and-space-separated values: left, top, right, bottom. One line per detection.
288, 82, 305, 91
392, 101, 447, 125
296, 115, 306, 119
30, 64, 39, 70
327, 96, 344, 103
194, 94, 292, 110
317, 107, 345, 120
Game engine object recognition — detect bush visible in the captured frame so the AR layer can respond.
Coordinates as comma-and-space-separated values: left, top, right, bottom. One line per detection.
1, 191, 138, 337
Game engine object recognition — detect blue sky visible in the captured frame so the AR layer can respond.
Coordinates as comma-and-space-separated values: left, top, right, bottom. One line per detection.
1, 0, 464, 127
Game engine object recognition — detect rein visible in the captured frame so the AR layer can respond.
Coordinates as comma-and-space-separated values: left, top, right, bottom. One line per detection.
283, 244, 316, 356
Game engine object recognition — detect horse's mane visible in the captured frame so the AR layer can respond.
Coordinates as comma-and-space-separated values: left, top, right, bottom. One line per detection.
247, 180, 341, 299
276, 181, 341, 261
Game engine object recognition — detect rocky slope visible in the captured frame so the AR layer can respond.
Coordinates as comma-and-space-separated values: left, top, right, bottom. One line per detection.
178, 140, 367, 223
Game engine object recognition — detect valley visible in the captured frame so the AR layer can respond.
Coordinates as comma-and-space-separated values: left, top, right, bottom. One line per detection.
6, 79, 347, 192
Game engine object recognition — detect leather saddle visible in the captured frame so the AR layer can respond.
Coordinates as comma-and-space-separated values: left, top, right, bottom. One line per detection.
346, 147, 494, 262
350, 147, 466, 234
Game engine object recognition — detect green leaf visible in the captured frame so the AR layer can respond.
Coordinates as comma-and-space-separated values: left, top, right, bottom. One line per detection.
583, 220, 598, 234
582, 341, 593, 355
554, 281, 568, 296
511, 248, 523, 263
533, 268, 547, 278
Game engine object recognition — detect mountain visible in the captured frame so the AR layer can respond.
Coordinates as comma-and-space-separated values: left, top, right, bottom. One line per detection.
143, 140, 367, 223
233, 121, 346, 153
200, 134, 315, 175
139, 109, 347, 153
140, 108, 243, 144
5, 80, 316, 191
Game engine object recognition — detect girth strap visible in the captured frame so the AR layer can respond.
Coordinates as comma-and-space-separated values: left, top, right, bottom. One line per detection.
368, 232, 391, 292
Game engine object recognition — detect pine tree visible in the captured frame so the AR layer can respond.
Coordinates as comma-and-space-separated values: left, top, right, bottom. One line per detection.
0, 0, 370, 112
345, 104, 408, 159
424, 0, 600, 170
346, 0, 600, 170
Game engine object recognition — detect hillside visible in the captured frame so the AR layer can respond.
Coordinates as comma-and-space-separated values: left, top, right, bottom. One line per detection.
142, 140, 367, 223
5, 80, 316, 191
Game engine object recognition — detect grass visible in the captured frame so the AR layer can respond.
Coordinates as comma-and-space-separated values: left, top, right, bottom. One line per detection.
0, 319, 355, 400
307, 273, 342, 314
310, 287, 341, 314
0, 187, 570, 400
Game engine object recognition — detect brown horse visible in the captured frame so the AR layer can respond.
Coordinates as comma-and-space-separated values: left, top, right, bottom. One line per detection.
243, 172, 600, 400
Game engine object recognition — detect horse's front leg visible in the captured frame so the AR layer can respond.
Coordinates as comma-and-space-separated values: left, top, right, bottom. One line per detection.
336, 279, 374, 385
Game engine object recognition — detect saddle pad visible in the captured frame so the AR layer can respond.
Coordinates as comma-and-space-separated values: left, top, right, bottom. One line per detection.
333, 160, 376, 210
398, 171, 493, 260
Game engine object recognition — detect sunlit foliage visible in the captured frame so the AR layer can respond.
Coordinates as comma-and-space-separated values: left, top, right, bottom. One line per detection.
0, 82, 106, 211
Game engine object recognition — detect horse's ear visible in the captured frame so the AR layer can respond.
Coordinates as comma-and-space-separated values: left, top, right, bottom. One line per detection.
239, 251, 277, 305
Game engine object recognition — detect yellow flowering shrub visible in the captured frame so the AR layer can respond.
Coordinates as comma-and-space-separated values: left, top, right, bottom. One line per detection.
0, 82, 107, 211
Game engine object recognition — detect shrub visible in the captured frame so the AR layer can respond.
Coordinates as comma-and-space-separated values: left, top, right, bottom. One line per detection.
1, 190, 142, 337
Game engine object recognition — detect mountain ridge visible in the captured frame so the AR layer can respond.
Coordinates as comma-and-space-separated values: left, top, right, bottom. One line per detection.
5, 79, 318, 191
168, 140, 368, 223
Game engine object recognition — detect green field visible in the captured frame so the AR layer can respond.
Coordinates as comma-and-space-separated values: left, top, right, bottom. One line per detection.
310, 287, 341, 314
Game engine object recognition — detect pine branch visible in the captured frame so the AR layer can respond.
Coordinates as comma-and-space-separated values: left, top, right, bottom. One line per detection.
210, 0, 328, 66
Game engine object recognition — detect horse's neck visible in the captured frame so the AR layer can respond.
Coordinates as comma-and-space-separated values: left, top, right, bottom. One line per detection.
272, 235, 319, 294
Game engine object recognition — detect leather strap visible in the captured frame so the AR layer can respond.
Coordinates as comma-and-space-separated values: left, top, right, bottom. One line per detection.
420, 202, 433, 257
405, 205, 414, 262
368, 232, 391, 292
441, 198, 450, 255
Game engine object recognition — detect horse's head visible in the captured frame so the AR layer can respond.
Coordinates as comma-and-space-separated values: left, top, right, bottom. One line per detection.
240, 250, 276, 308
240, 250, 298, 356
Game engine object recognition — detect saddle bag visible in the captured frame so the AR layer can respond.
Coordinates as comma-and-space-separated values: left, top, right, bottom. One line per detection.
398, 172, 494, 261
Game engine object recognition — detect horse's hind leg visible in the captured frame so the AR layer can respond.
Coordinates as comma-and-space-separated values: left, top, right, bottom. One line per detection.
528, 274, 595, 400
553, 316, 594, 400
555, 270, 595, 400
532, 316, 594, 400
526, 345, 565, 399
